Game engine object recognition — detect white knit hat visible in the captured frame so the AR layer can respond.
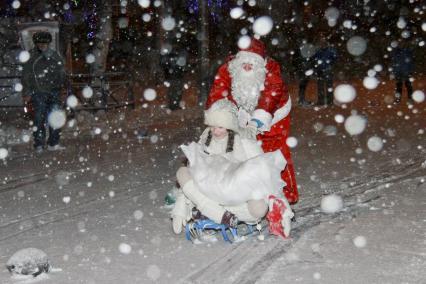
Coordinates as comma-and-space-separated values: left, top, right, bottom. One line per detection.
204, 99, 239, 131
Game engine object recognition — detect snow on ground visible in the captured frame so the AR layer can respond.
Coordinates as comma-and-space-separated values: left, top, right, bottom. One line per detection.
0, 79, 425, 283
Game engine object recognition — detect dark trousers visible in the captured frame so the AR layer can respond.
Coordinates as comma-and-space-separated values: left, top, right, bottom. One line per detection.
395, 75, 413, 101
167, 78, 184, 110
317, 71, 333, 105
32, 92, 61, 148
298, 76, 310, 103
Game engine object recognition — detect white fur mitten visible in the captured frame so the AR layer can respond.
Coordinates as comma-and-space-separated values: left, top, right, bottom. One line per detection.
176, 166, 192, 187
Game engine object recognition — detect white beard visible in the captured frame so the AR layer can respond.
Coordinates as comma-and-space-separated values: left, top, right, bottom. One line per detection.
228, 51, 267, 113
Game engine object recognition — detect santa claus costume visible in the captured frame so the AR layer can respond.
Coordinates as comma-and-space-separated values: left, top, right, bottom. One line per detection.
206, 38, 299, 205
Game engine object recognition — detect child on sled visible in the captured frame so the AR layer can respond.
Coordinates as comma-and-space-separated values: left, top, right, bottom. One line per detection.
171, 99, 294, 238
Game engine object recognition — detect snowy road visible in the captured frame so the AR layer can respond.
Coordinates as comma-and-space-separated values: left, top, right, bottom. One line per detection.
0, 87, 425, 283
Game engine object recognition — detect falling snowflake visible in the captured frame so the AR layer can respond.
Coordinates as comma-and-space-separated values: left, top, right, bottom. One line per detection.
143, 88, 157, 101
138, 0, 150, 8
230, 7, 244, 19
367, 136, 383, 152
18, 51, 30, 63
48, 110, 67, 130
346, 36, 367, 56
238, 36, 251, 49
253, 16, 273, 36
353, 236, 367, 248
0, 148, 8, 159
118, 243, 132, 254
344, 114, 367, 136
334, 84, 357, 103
320, 194, 343, 214
412, 90, 425, 103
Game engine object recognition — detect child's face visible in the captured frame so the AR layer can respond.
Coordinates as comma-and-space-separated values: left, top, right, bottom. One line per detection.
211, 126, 228, 139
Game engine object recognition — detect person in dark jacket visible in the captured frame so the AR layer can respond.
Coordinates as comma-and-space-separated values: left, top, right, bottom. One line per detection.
391, 41, 414, 103
22, 31, 66, 153
160, 44, 187, 110
294, 45, 315, 106
313, 39, 338, 106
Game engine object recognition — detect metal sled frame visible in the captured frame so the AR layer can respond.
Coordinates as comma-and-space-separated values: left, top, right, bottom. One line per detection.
185, 219, 255, 243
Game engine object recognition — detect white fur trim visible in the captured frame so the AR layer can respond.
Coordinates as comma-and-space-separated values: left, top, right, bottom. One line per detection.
204, 99, 239, 131
271, 98, 292, 125
235, 51, 265, 64
252, 109, 273, 131
205, 110, 239, 131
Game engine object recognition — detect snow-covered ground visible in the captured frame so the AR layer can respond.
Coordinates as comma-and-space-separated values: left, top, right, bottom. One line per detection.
0, 79, 425, 283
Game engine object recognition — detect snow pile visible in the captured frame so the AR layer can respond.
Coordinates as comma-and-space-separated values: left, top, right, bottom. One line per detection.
6, 248, 50, 277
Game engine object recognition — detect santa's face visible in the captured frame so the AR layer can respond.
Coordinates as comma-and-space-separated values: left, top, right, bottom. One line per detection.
211, 126, 228, 140
241, 62, 254, 77
228, 51, 267, 112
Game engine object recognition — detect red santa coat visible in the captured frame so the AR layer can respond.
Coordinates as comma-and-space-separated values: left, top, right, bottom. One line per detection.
206, 56, 299, 204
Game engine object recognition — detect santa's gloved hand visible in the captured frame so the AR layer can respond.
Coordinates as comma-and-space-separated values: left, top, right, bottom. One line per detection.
240, 120, 259, 139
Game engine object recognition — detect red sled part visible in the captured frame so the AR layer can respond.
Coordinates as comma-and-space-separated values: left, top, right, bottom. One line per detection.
266, 195, 289, 238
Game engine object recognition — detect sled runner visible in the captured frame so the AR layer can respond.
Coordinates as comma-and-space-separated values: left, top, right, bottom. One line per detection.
185, 219, 256, 243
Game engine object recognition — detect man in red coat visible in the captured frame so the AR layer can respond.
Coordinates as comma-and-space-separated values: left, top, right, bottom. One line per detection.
206, 38, 299, 206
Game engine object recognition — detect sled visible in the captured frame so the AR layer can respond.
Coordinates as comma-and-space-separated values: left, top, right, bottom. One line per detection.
185, 219, 255, 243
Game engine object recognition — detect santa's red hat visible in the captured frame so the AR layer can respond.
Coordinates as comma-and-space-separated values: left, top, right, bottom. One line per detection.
204, 99, 239, 131
240, 38, 266, 58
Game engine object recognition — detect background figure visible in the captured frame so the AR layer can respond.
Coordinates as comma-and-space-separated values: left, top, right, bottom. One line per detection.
294, 47, 315, 106
160, 44, 187, 110
390, 41, 414, 103
22, 31, 66, 153
313, 39, 337, 106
